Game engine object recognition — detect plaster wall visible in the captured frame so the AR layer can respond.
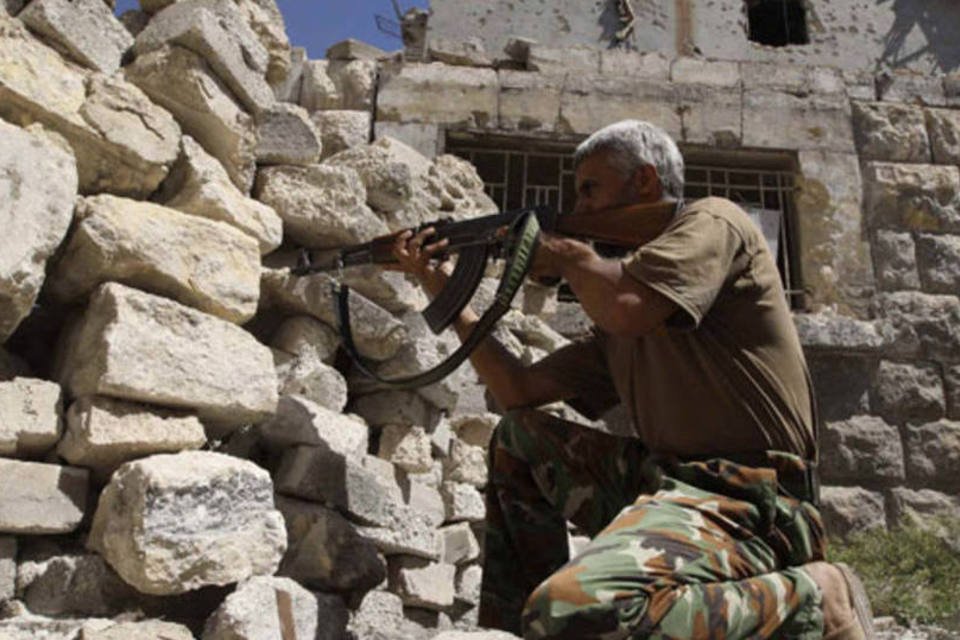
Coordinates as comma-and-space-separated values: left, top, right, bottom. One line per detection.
428, 0, 960, 74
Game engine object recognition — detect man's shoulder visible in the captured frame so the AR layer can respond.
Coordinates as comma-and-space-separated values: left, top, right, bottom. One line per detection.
680, 196, 750, 223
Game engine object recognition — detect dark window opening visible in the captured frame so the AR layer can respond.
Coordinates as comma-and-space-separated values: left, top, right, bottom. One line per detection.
747, 0, 809, 47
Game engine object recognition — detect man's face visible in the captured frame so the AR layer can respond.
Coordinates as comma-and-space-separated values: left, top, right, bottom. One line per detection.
573, 151, 653, 214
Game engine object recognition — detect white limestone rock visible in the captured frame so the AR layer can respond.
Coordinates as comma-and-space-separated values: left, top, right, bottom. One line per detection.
261, 268, 406, 362
313, 109, 371, 160
125, 45, 257, 192
378, 424, 433, 473
404, 478, 446, 528
88, 451, 286, 595
440, 522, 480, 566
388, 557, 455, 610
455, 565, 483, 608
820, 486, 886, 538
255, 163, 388, 248
255, 102, 321, 165
0, 120, 76, 342
348, 590, 424, 640
81, 620, 195, 640
0, 459, 87, 534
440, 481, 485, 523
49, 194, 262, 324
865, 162, 960, 233
18, 0, 133, 73
0, 19, 181, 197
203, 576, 318, 640
443, 439, 487, 488
159, 135, 283, 254
299, 59, 340, 111
926, 107, 960, 165
351, 389, 442, 429
273, 350, 349, 413
328, 58, 376, 110
449, 413, 499, 449
57, 396, 206, 480
0, 536, 13, 601
0, 378, 62, 458
258, 394, 365, 455
134, 0, 274, 114
234, 0, 290, 88
852, 102, 931, 163
56, 283, 278, 428
429, 36, 491, 67
355, 505, 441, 560
275, 496, 386, 593
270, 314, 340, 364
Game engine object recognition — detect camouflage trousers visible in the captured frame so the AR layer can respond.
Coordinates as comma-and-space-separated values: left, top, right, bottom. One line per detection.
478, 409, 827, 639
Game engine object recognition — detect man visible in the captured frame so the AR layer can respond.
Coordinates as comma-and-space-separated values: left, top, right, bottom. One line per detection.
390, 120, 874, 639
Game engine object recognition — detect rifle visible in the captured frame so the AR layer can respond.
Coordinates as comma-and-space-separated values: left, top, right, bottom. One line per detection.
292, 200, 679, 389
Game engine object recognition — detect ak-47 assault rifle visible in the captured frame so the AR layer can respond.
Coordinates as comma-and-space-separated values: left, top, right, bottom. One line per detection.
291, 200, 680, 389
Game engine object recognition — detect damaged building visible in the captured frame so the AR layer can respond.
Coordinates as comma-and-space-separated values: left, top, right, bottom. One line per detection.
0, 0, 958, 638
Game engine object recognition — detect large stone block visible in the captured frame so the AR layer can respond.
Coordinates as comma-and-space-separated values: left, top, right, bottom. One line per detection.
819, 416, 904, 484
889, 487, 960, 532
440, 481, 485, 523
88, 451, 286, 595
261, 269, 406, 362
559, 75, 681, 139
299, 59, 340, 111
808, 356, 874, 423
498, 70, 561, 132
873, 291, 960, 362
0, 459, 87, 534
159, 135, 282, 254
0, 18, 181, 197
916, 233, 960, 295
125, 45, 257, 192
926, 107, 960, 165
0, 378, 62, 457
449, 413, 499, 448
313, 109, 371, 161
270, 314, 340, 363
443, 439, 487, 488
234, 0, 289, 89
0, 121, 76, 342
57, 396, 206, 480
388, 557, 455, 611
16, 546, 145, 616
819, 486, 886, 539
440, 522, 480, 566
872, 360, 945, 423
864, 162, 960, 233
50, 194, 261, 324
743, 90, 854, 153
794, 152, 872, 314
355, 506, 442, 560
327, 58, 376, 111
872, 230, 921, 291
134, 0, 274, 114
793, 312, 889, 354
377, 62, 498, 128
904, 420, 960, 491
275, 446, 402, 526
202, 576, 318, 640
19, 0, 132, 73
258, 394, 366, 455
852, 102, 931, 163
351, 389, 443, 429
254, 164, 387, 248
373, 121, 441, 159
275, 496, 386, 592
273, 350, 348, 413
57, 283, 278, 427
378, 424, 433, 474
255, 102, 321, 165
429, 36, 491, 67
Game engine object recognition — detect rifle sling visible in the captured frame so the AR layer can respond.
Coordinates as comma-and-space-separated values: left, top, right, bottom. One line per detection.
335, 212, 541, 390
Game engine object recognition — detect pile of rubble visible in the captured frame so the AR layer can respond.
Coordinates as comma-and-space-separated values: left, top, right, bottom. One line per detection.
0, 1, 576, 637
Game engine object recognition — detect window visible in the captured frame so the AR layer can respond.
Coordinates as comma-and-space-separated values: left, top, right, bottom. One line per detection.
445, 135, 804, 308
747, 0, 809, 47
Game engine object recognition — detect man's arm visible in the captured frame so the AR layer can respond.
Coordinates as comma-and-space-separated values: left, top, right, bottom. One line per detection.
532, 234, 679, 337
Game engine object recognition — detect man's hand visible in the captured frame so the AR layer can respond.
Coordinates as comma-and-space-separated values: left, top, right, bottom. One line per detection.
386, 227, 452, 298
528, 233, 596, 282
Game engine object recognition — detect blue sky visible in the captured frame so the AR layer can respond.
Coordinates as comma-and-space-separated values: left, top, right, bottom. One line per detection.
114, 0, 430, 59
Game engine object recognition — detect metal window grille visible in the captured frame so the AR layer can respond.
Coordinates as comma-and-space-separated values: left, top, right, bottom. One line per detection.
446, 140, 803, 308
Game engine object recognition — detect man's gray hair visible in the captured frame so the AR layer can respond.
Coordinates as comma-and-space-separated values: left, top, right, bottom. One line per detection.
573, 120, 685, 199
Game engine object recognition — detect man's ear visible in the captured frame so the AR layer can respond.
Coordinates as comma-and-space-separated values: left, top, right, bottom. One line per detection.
632, 164, 663, 201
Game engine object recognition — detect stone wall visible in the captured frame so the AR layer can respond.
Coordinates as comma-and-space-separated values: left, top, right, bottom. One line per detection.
428, 0, 960, 74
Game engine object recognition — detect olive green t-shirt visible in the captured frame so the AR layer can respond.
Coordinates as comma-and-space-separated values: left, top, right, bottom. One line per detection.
538, 197, 815, 459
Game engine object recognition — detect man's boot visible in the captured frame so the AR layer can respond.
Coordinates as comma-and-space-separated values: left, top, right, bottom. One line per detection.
803, 561, 876, 640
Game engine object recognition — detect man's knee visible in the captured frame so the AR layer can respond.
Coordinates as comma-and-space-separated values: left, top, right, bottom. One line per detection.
522, 564, 649, 640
